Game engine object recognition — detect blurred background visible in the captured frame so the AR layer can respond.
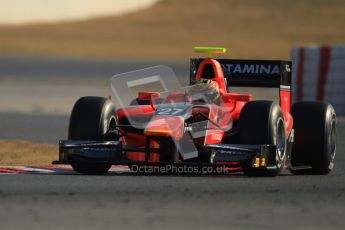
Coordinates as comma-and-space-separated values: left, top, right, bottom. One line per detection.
0, 0, 344, 59
0, 2, 345, 230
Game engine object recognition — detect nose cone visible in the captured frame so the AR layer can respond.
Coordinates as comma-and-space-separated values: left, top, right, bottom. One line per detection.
144, 116, 184, 141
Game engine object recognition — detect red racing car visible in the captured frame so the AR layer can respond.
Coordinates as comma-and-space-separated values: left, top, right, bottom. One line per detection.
54, 47, 337, 176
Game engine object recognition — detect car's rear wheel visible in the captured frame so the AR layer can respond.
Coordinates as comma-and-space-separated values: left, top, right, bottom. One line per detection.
68, 96, 116, 175
290, 101, 336, 175
239, 101, 287, 177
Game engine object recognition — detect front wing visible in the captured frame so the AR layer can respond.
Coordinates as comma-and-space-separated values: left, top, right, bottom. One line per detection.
53, 140, 277, 170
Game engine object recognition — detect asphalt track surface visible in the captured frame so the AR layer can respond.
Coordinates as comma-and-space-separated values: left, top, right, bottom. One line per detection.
0, 117, 344, 229
0, 56, 344, 229
0, 113, 69, 143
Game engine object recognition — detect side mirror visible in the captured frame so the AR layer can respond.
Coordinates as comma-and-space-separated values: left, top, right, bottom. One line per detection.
150, 94, 161, 111
150, 97, 157, 111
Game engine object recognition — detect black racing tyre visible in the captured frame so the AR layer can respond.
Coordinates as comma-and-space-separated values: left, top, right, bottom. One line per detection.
290, 101, 336, 175
68, 96, 117, 175
239, 101, 287, 177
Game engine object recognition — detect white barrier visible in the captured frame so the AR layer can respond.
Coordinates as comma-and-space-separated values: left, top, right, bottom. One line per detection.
291, 45, 345, 115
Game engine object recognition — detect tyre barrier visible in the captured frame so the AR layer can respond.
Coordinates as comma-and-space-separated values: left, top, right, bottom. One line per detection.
291, 45, 345, 115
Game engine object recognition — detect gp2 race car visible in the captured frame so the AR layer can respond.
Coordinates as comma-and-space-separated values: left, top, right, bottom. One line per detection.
53, 47, 337, 176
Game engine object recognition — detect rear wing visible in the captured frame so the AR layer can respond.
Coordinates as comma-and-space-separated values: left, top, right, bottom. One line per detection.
190, 59, 292, 88
190, 58, 292, 114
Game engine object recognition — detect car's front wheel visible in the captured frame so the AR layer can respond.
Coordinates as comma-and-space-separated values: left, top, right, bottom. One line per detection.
68, 96, 117, 175
239, 100, 287, 177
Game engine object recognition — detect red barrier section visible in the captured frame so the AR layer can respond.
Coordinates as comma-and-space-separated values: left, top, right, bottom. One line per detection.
292, 45, 345, 115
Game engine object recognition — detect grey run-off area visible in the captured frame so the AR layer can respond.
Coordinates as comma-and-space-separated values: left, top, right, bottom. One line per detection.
0, 55, 276, 115
0, 55, 188, 114
0, 119, 344, 230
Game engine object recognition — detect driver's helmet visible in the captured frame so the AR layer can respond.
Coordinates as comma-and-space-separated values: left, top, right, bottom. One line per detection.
188, 78, 220, 103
